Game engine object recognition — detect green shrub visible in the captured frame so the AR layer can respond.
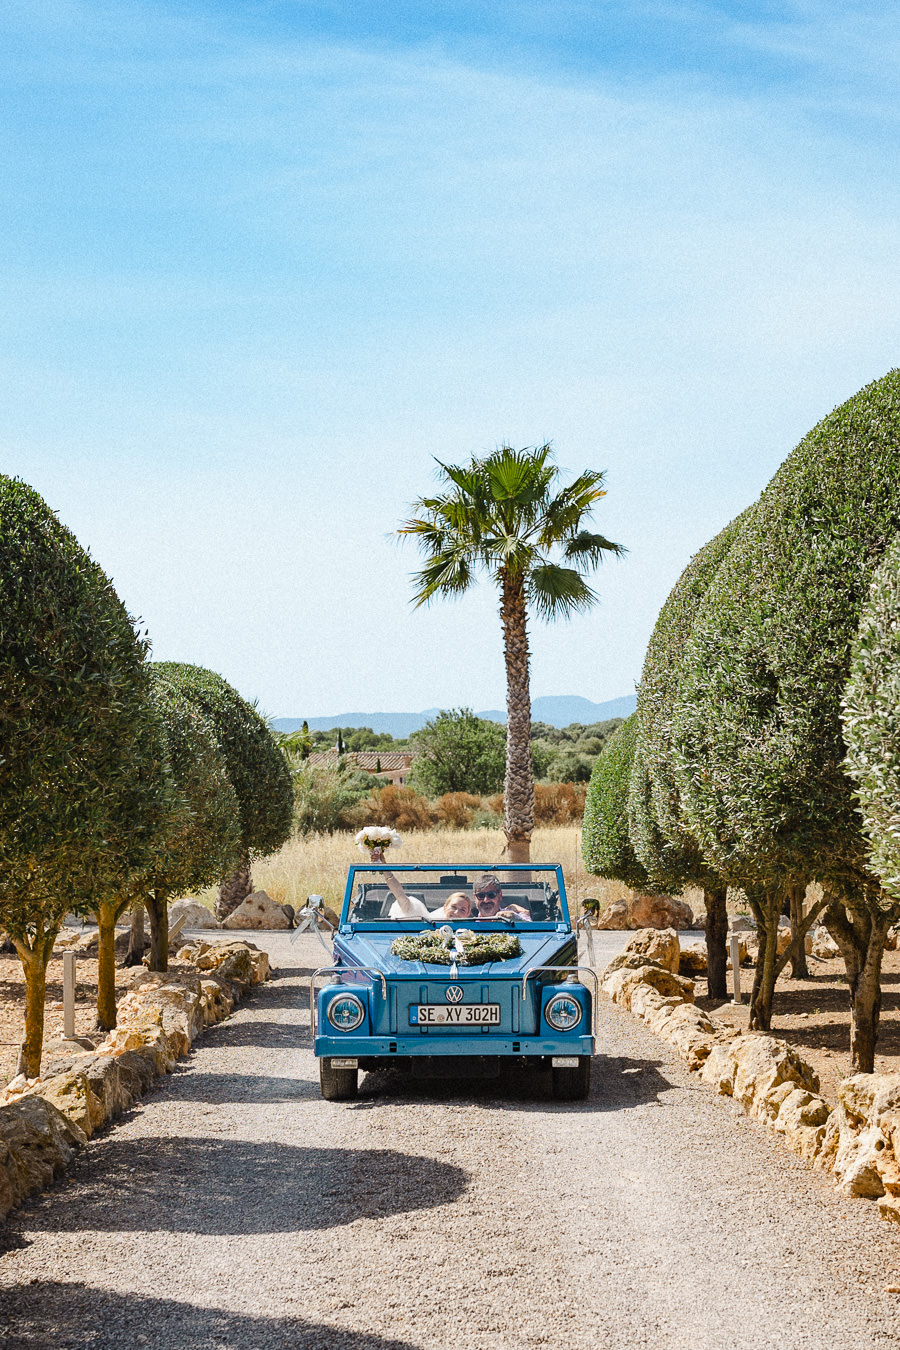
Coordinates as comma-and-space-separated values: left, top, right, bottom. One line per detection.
291, 761, 377, 835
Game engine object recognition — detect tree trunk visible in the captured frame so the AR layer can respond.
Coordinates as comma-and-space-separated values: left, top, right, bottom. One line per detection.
824, 900, 891, 1073
789, 883, 809, 979
704, 886, 728, 1000
216, 853, 252, 921
747, 892, 779, 1031
123, 902, 146, 967
499, 568, 533, 863
146, 893, 169, 973
14, 935, 53, 1079
95, 903, 120, 1031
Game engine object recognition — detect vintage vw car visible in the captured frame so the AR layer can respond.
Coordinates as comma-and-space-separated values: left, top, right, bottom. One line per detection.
306, 864, 595, 1102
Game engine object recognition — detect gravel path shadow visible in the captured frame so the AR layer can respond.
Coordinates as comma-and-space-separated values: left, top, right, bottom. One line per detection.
2, 934, 900, 1350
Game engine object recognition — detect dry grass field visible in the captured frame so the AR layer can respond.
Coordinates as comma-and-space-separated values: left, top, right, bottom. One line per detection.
194, 825, 628, 917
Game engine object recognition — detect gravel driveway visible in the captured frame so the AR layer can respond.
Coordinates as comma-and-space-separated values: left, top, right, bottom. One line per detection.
1, 931, 900, 1350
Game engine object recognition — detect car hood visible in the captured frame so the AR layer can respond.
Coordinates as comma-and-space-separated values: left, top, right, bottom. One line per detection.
333, 928, 575, 978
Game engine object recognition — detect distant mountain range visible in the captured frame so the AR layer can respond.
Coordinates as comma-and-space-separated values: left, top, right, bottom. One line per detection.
272, 693, 636, 737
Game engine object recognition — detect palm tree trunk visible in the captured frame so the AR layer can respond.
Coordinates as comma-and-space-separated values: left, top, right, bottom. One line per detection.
500, 567, 534, 863
216, 852, 252, 921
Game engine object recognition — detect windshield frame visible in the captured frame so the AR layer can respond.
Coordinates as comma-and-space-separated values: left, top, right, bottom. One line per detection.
339, 863, 570, 930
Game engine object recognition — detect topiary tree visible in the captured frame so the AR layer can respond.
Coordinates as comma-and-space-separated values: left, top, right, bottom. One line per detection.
582, 715, 651, 894
152, 663, 294, 921
0, 477, 165, 1075
839, 532, 900, 1062
91, 670, 243, 999
629, 519, 746, 998
672, 369, 900, 1061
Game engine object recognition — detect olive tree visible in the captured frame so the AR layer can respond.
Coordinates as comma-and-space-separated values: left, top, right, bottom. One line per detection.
0, 477, 165, 1075
582, 715, 650, 893
153, 663, 294, 921
91, 670, 243, 1003
839, 533, 900, 1063
408, 708, 506, 796
672, 369, 900, 1061
629, 521, 745, 998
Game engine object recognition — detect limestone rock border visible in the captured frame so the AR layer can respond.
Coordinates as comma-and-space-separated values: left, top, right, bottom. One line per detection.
601, 928, 900, 1223
0, 938, 270, 1224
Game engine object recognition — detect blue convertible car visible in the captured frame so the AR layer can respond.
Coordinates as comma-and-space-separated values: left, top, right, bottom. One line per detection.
306, 864, 595, 1102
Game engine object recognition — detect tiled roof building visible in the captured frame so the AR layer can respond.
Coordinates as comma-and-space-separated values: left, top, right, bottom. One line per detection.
307, 750, 415, 787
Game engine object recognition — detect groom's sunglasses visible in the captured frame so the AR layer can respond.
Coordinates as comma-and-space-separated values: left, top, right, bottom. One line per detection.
475, 889, 501, 901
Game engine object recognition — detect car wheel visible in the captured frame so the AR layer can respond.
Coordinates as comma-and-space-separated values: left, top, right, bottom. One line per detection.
320, 1059, 358, 1101
551, 1056, 591, 1101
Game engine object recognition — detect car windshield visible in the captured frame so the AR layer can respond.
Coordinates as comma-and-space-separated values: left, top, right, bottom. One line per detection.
344, 867, 564, 925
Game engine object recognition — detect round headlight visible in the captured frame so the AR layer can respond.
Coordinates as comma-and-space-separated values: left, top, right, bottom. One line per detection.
327, 992, 365, 1032
545, 992, 583, 1032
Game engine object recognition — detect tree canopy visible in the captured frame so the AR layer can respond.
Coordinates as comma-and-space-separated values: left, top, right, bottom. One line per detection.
630, 518, 744, 893
152, 662, 293, 860
408, 708, 506, 796
581, 714, 650, 890
672, 369, 900, 897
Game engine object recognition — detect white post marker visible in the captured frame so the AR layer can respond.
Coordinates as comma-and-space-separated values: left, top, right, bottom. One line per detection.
730, 933, 742, 1005
63, 950, 76, 1039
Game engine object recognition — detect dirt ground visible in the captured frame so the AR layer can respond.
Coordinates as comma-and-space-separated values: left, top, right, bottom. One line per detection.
0, 939, 130, 1084
696, 947, 900, 1105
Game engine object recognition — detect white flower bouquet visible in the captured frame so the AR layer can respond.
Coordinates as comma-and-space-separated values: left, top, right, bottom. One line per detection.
355, 826, 403, 855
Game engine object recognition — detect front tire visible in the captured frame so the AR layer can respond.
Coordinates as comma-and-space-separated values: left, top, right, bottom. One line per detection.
320, 1059, 358, 1101
551, 1056, 591, 1101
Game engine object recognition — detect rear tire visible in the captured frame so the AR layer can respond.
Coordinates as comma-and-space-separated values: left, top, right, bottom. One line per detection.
320, 1059, 358, 1101
551, 1056, 591, 1101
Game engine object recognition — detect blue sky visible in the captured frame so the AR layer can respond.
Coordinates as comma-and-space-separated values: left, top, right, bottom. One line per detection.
4, 1, 899, 720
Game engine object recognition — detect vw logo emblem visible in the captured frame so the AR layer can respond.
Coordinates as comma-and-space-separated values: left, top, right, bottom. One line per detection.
446, 985, 463, 1004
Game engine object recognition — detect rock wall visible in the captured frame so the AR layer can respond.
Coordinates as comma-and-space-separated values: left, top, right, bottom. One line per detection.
0, 938, 270, 1223
601, 928, 900, 1224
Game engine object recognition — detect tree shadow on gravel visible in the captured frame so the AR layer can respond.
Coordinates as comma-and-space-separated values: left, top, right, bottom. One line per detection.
194, 1018, 308, 1049
355, 1054, 676, 1113
12, 1140, 468, 1237
0, 1282, 419, 1350
155, 1069, 319, 1103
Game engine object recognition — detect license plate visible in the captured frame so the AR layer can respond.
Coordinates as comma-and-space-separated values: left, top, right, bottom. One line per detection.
552, 1056, 579, 1068
411, 1004, 500, 1026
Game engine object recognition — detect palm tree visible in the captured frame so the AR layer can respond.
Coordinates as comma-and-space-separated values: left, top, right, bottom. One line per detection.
399, 443, 624, 861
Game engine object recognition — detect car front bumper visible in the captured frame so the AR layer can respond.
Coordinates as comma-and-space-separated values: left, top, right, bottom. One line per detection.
314, 1033, 595, 1058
